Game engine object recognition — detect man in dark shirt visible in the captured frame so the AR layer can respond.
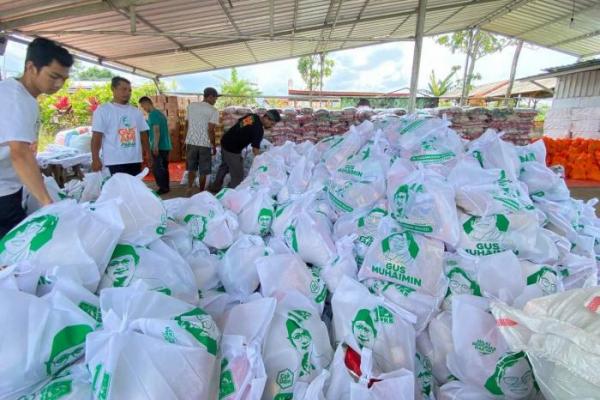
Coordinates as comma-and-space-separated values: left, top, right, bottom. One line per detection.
210, 109, 281, 191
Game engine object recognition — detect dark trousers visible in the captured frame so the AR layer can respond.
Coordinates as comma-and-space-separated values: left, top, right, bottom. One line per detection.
152, 150, 170, 191
0, 188, 26, 238
211, 149, 244, 191
108, 162, 142, 176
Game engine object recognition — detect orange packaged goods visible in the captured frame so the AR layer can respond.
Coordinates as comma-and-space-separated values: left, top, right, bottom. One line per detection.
543, 136, 600, 182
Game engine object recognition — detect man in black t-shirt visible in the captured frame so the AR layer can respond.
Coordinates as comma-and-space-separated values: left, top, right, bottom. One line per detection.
210, 109, 281, 191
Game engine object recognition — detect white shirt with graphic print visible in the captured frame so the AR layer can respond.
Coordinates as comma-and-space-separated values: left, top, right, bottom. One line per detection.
186, 102, 219, 148
92, 103, 149, 166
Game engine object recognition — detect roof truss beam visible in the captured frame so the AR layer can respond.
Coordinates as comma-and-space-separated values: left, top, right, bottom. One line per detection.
0, 0, 163, 30
217, 0, 258, 63
469, 0, 536, 28
548, 29, 600, 48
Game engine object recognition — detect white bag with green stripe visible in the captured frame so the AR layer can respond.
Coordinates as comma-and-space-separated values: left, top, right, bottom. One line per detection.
513, 261, 563, 308
467, 129, 521, 182
387, 168, 460, 246
281, 208, 336, 267
15, 363, 92, 400
0, 283, 98, 398
519, 162, 570, 202
323, 121, 372, 173
85, 285, 220, 400
358, 217, 445, 299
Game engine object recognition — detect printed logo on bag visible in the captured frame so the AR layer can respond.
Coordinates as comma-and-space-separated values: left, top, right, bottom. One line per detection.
45, 324, 93, 376
485, 351, 534, 398
310, 268, 328, 303
163, 326, 177, 343
275, 368, 294, 390
372, 232, 421, 287
219, 358, 236, 399
493, 171, 529, 212
91, 366, 111, 400
118, 116, 136, 148
285, 310, 315, 377
258, 208, 274, 235
357, 208, 387, 247
156, 213, 167, 235
519, 152, 536, 163
106, 244, 140, 287
215, 188, 230, 200
184, 214, 209, 240
327, 181, 355, 213
471, 150, 484, 167
17, 379, 73, 400
337, 164, 363, 178
351, 306, 393, 349
78, 301, 102, 325
472, 339, 497, 355
283, 225, 299, 252
416, 353, 433, 397
462, 215, 509, 256
0, 215, 59, 264
526, 267, 558, 295
446, 267, 482, 298
174, 308, 219, 355
410, 138, 455, 164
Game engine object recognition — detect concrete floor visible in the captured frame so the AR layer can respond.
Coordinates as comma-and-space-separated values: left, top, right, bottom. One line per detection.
152, 183, 600, 215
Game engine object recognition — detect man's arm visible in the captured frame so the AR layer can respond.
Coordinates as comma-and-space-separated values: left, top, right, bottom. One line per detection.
91, 132, 103, 172
140, 130, 152, 168
9, 141, 52, 206
208, 123, 217, 155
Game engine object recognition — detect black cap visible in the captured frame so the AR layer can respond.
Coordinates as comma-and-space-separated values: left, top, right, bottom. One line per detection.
265, 109, 281, 123
203, 87, 220, 98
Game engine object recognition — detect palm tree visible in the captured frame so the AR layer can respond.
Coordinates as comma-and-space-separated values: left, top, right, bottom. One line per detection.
218, 68, 262, 107
427, 66, 460, 97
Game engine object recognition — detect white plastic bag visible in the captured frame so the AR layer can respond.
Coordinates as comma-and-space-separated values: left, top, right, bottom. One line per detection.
467, 129, 521, 182
85, 285, 220, 400
256, 254, 328, 314
217, 187, 253, 214
513, 261, 563, 308
219, 297, 276, 400
96, 173, 167, 245
282, 208, 336, 266
333, 206, 388, 266
426, 311, 454, 385
80, 169, 110, 203
0, 285, 97, 398
387, 168, 460, 246
359, 217, 445, 298
238, 188, 275, 236
0, 200, 122, 292
323, 121, 372, 173
446, 295, 537, 399
332, 276, 416, 374
321, 235, 359, 293
491, 287, 600, 400
14, 363, 92, 400
261, 291, 333, 400
176, 192, 239, 250
98, 240, 199, 305
219, 235, 271, 301
519, 162, 570, 202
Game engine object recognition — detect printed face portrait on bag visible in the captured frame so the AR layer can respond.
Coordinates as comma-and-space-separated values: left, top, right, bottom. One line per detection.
485, 352, 535, 398
0, 215, 58, 264
352, 309, 377, 348
106, 244, 140, 287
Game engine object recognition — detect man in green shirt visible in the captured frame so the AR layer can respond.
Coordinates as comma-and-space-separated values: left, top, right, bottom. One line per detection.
139, 96, 172, 194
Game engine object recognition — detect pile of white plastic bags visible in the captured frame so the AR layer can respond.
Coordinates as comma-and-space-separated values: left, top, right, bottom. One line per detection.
1, 113, 599, 400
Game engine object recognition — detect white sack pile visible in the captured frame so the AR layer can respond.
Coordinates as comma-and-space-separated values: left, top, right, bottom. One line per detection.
1, 113, 599, 400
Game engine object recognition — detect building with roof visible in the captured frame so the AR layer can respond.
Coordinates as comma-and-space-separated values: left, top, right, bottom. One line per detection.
521, 59, 600, 138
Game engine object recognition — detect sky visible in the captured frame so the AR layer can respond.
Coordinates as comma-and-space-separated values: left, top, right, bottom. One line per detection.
1, 37, 578, 95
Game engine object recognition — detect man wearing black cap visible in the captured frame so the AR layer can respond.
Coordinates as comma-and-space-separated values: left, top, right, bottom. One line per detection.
210, 109, 281, 191
185, 87, 220, 196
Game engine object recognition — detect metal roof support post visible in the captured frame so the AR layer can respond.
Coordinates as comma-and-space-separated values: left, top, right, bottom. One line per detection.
153, 77, 162, 95
504, 39, 523, 108
408, 0, 427, 113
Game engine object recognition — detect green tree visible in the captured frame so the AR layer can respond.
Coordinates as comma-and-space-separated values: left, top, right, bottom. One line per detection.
436, 30, 510, 104
426, 65, 460, 97
71, 61, 115, 81
297, 53, 334, 93
218, 68, 262, 107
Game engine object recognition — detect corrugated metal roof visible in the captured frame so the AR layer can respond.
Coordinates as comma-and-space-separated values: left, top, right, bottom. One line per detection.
1, 0, 599, 78
443, 77, 556, 98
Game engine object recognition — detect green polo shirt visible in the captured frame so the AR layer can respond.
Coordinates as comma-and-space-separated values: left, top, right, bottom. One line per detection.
147, 109, 172, 151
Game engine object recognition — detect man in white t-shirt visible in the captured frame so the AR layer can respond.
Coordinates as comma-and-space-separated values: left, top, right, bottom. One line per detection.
91, 77, 151, 176
185, 87, 220, 196
0, 38, 73, 237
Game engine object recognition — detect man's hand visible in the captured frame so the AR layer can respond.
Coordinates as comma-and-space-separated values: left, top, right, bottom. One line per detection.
144, 152, 153, 169
9, 141, 53, 207
91, 158, 103, 172
211, 145, 217, 156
